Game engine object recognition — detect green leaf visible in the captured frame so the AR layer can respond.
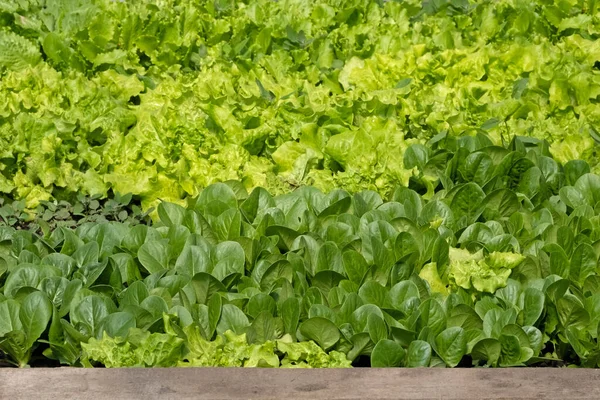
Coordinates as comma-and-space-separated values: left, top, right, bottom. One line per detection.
216, 304, 249, 335
281, 297, 300, 340
557, 294, 590, 329
158, 202, 186, 228
175, 245, 211, 277
0, 31, 41, 70
432, 236, 450, 280
343, 250, 369, 284
207, 294, 222, 337
367, 314, 388, 344
265, 225, 300, 252
240, 188, 275, 223
564, 160, 590, 186
575, 174, 600, 207
449, 183, 485, 229
191, 273, 226, 305
101, 312, 136, 338
499, 334, 532, 366
72, 242, 99, 268
120, 281, 149, 307
212, 209, 242, 241
481, 189, 520, 221
247, 293, 276, 319
213, 241, 245, 281
358, 281, 390, 308
371, 339, 405, 367
570, 243, 597, 286
319, 196, 352, 218
0, 299, 22, 336
404, 144, 429, 171
471, 338, 501, 367
246, 311, 281, 344
351, 304, 384, 333
316, 242, 344, 274
138, 240, 170, 274
435, 327, 466, 367
42, 32, 82, 70
140, 295, 168, 319
196, 183, 238, 214
299, 317, 340, 350
417, 299, 447, 337
545, 278, 569, 304
523, 326, 543, 356
406, 340, 432, 367
390, 280, 420, 311
520, 288, 545, 326
20, 291, 52, 350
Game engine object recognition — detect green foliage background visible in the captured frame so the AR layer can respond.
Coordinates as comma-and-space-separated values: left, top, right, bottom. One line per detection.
1, 0, 599, 209
2, 0, 600, 369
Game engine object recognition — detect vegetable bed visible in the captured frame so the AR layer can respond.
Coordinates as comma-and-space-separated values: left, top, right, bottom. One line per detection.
3, 137, 600, 368
1, 0, 599, 208
1, 0, 600, 371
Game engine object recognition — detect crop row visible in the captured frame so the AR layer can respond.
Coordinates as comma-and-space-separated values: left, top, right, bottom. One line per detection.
0, 0, 598, 208
2, 136, 600, 367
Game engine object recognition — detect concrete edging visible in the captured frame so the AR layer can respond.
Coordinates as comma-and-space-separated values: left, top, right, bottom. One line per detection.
1, 368, 600, 400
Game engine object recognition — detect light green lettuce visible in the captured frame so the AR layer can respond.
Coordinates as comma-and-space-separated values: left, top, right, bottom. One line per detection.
448, 248, 525, 294
180, 327, 351, 368
1, 0, 599, 207
81, 330, 184, 368
419, 262, 449, 295
277, 335, 352, 368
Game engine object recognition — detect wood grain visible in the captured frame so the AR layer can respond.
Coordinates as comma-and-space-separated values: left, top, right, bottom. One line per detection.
1, 368, 599, 400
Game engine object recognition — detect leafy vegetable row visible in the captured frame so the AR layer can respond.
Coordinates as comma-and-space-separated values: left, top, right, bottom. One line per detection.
3, 135, 600, 367
1, 0, 598, 209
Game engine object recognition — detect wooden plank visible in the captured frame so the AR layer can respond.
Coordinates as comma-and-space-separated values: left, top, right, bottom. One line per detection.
1, 368, 599, 400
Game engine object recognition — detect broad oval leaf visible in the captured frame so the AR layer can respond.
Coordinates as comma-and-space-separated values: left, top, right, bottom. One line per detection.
371, 339, 405, 367
299, 317, 340, 350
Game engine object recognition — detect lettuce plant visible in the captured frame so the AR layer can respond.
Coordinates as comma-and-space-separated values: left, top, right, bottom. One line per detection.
1, 135, 600, 367
0, 0, 598, 208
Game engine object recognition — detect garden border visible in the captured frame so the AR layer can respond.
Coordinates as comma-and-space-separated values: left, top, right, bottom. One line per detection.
1, 368, 600, 400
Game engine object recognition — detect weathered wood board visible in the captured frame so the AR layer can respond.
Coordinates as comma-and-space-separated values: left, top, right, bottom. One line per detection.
1, 368, 599, 400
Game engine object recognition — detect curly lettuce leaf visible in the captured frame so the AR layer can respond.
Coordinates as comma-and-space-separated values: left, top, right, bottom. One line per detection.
81, 330, 184, 368
180, 327, 351, 368
448, 248, 524, 293
1, 0, 599, 207
277, 336, 351, 368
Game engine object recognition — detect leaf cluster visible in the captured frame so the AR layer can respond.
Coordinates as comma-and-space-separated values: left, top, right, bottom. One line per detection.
2, 135, 600, 367
0, 0, 598, 208
0, 193, 152, 236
